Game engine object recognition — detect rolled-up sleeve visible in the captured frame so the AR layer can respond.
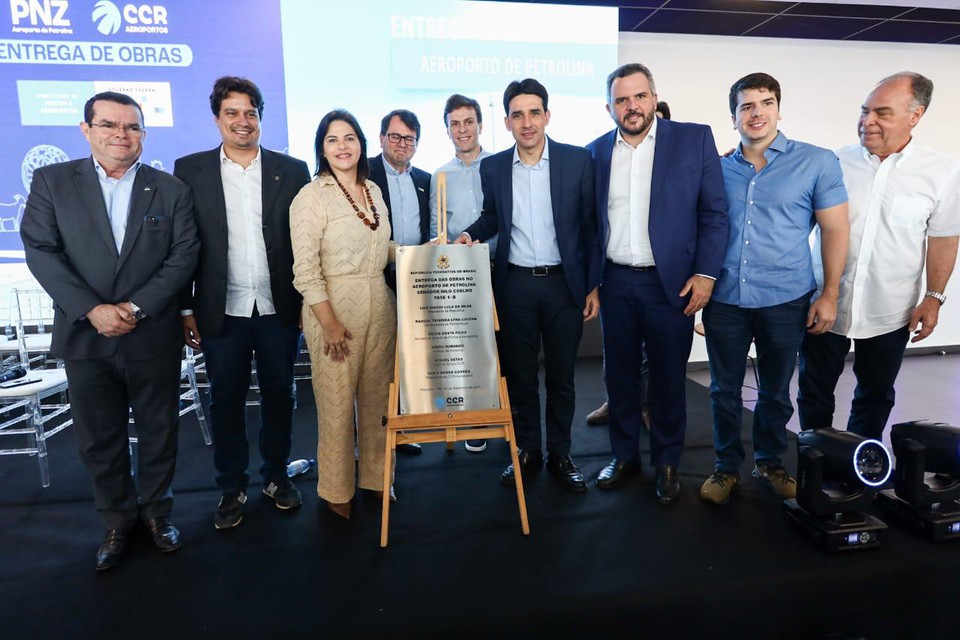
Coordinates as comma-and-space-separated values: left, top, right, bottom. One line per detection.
290, 182, 329, 305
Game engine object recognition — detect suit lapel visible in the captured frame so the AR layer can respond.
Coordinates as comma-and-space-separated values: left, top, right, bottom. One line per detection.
197, 149, 228, 232
500, 149, 514, 234
548, 139, 562, 227
116, 167, 156, 272
260, 148, 281, 229
650, 118, 673, 219
74, 160, 118, 257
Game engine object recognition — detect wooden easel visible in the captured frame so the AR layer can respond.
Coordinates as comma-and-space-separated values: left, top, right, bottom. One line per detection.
380, 173, 530, 547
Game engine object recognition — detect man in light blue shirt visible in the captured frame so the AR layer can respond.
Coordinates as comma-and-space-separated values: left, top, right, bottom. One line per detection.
368, 109, 431, 455
429, 94, 494, 453
368, 109, 432, 291
459, 79, 600, 492
700, 73, 849, 505
430, 94, 495, 253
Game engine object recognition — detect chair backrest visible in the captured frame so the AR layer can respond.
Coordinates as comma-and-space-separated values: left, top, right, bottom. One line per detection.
8, 288, 55, 369
12, 288, 54, 334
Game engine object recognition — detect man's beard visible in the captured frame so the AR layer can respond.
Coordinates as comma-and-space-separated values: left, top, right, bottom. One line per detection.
618, 110, 653, 137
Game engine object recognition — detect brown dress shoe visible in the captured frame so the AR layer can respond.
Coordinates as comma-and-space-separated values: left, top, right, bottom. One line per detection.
586, 402, 609, 425
327, 500, 352, 519
371, 486, 398, 503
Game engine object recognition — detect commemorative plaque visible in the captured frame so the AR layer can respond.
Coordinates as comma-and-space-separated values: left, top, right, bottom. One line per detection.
395, 244, 498, 415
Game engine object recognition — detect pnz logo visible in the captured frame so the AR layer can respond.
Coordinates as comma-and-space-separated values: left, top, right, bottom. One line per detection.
10, 0, 71, 26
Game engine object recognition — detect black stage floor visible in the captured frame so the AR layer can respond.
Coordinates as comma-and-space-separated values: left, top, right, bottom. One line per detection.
1, 358, 958, 639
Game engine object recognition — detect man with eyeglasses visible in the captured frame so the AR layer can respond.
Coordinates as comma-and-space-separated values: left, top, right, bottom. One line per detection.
174, 76, 311, 530
21, 91, 199, 570
369, 108, 431, 455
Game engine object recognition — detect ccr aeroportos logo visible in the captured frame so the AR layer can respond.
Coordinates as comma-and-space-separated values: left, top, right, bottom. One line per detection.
91, 0, 121, 34
91, 0, 169, 35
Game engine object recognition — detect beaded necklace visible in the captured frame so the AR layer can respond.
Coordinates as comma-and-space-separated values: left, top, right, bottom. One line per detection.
332, 173, 380, 231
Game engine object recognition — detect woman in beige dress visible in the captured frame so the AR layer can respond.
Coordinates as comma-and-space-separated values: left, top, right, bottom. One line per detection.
291, 110, 396, 519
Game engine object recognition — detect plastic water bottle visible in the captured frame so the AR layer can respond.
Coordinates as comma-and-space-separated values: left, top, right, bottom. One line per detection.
286, 458, 316, 478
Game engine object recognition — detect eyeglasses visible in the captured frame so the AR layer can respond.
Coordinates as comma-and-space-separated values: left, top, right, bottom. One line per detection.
386, 132, 417, 146
89, 121, 145, 136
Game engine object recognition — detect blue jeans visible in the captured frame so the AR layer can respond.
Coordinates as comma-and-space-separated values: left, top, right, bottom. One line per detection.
703, 293, 810, 473
201, 310, 301, 493
797, 325, 909, 441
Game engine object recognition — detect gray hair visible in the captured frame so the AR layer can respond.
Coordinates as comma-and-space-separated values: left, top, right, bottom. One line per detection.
878, 71, 933, 111
606, 63, 657, 104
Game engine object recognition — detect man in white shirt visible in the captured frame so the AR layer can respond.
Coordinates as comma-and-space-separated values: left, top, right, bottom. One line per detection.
586, 63, 728, 504
175, 77, 311, 530
429, 94, 494, 454
799, 72, 960, 440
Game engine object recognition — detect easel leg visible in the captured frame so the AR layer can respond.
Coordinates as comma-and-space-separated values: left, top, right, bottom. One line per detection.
506, 423, 531, 535
380, 429, 395, 548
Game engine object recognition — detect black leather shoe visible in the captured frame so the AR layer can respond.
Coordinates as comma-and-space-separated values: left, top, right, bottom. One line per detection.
95, 528, 128, 571
144, 517, 182, 552
397, 443, 422, 455
655, 465, 681, 505
500, 450, 544, 485
546, 454, 587, 492
596, 458, 642, 490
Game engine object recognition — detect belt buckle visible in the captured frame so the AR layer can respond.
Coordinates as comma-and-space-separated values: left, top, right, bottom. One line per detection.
532, 266, 548, 276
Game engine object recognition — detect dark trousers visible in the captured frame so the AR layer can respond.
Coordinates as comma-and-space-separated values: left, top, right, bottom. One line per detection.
499, 271, 583, 457
601, 264, 693, 467
797, 325, 909, 440
64, 350, 182, 530
703, 294, 810, 473
201, 311, 301, 493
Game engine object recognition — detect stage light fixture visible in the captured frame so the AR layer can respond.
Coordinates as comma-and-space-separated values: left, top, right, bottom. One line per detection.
876, 420, 960, 541
784, 427, 891, 552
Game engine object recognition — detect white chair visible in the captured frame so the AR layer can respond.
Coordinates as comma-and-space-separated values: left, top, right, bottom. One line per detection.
128, 346, 212, 472
0, 288, 71, 487
181, 346, 211, 444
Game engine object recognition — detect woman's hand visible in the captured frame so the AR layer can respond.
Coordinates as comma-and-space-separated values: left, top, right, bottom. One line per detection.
322, 321, 353, 362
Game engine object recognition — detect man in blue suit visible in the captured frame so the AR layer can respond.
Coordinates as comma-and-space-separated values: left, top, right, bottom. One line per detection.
587, 63, 728, 504
458, 78, 600, 491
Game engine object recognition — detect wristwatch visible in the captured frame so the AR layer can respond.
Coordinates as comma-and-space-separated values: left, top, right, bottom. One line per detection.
129, 302, 147, 320
924, 291, 947, 306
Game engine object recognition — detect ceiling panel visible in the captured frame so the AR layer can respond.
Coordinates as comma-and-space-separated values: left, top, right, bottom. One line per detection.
520, 1, 960, 45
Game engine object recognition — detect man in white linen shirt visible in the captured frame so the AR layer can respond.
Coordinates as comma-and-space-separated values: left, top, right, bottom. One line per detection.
175, 77, 311, 530
798, 72, 960, 440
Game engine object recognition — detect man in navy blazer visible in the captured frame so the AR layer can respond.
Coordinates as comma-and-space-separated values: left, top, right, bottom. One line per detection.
175, 77, 311, 529
587, 63, 728, 504
458, 78, 600, 491
368, 109, 432, 275
368, 109, 431, 456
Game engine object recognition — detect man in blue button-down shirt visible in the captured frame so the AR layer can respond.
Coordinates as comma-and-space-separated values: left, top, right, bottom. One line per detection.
700, 73, 849, 505
458, 79, 600, 492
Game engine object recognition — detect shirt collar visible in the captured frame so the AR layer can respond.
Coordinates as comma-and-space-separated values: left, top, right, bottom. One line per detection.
92, 156, 141, 181
860, 136, 916, 168
220, 145, 261, 169
382, 155, 411, 177
454, 148, 490, 168
513, 137, 550, 167
733, 130, 787, 164
615, 116, 658, 150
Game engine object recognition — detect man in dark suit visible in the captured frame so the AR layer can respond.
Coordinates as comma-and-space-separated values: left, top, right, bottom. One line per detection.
174, 77, 311, 530
20, 91, 199, 570
368, 108, 430, 455
587, 63, 728, 504
458, 78, 600, 491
